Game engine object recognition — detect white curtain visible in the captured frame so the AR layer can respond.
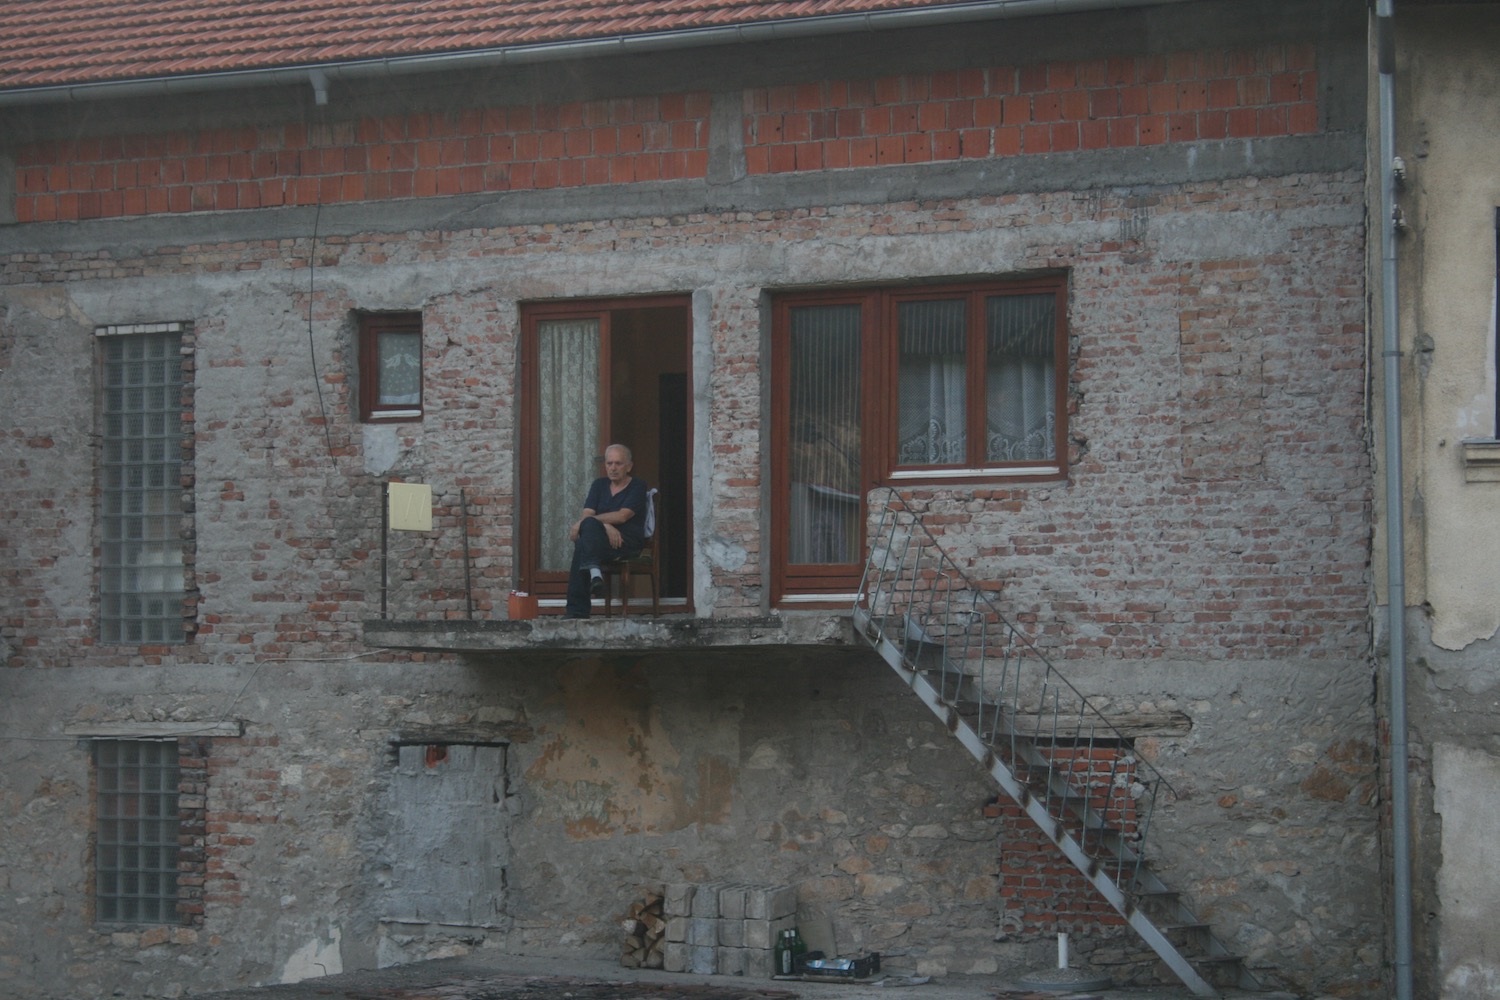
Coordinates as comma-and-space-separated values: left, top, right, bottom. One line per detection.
377, 331, 422, 405
897, 299, 967, 465
985, 294, 1056, 463
537, 319, 599, 570
986, 358, 1055, 461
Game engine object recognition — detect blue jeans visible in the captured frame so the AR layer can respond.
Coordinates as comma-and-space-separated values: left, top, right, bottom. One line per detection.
564, 518, 641, 617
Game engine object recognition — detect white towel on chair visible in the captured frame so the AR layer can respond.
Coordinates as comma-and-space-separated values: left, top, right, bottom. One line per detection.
644, 487, 658, 538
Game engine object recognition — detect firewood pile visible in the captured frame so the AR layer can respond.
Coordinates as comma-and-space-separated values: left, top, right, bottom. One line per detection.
621, 891, 667, 969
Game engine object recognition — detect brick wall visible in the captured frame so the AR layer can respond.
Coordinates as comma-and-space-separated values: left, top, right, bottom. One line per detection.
1, 174, 1367, 668
11, 95, 713, 222
10, 43, 1316, 224
743, 44, 1318, 172
177, 737, 210, 927
985, 745, 1138, 936
202, 734, 281, 913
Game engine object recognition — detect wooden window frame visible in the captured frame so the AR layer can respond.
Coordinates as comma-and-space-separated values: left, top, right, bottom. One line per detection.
358, 312, 424, 422
770, 291, 882, 600
882, 277, 1069, 482
516, 294, 693, 607
771, 275, 1069, 604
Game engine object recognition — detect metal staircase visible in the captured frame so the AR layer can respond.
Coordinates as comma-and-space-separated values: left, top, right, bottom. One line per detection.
852, 490, 1261, 997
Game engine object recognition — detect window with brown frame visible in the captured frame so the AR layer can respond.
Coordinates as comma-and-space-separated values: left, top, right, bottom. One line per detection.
358, 312, 423, 422
771, 276, 1068, 603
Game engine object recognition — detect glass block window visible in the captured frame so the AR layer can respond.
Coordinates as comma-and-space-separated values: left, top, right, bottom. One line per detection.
358, 312, 423, 421
99, 325, 187, 644
95, 740, 181, 924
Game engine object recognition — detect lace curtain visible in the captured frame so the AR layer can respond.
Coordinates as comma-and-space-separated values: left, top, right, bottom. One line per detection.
897, 295, 1056, 466
376, 330, 422, 406
897, 300, 968, 464
985, 294, 1056, 463
537, 318, 600, 570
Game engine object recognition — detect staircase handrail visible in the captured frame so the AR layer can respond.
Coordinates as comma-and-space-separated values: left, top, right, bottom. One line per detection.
855, 487, 1177, 799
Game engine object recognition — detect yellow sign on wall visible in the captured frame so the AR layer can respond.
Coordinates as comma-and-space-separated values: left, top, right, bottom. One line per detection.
387, 482, 433, 532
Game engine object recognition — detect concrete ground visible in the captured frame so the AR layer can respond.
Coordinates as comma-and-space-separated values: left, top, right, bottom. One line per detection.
184, 952, 1296, 1000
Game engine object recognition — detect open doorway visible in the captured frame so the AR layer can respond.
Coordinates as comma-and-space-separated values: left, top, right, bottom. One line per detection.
518, 296, 691, 612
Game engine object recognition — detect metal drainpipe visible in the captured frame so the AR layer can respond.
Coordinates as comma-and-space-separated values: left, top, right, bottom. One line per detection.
1375, 2, 1413, 999
0, 0, 1201, 107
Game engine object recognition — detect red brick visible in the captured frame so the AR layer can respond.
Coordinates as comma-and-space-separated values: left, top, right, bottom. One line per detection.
1227, 107, 1259, 137
1289, 101, 1319, 134
1021, 124, 1050, 153
1080, 119, 1110, 150
1168, 113, 1198, 142
1032, 91, 1061, 123
849, 137, 878, 166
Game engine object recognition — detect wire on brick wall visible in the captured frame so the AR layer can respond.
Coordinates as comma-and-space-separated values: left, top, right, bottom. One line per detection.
303, 85, 337, 463
306, 185, 337, 463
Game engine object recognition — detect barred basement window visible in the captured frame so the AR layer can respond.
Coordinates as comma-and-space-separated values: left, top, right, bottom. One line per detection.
98, 324, 189, 644
95, 739, 181, 924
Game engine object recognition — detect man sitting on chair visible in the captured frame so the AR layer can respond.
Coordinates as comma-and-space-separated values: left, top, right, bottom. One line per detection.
563, 443, 650, 619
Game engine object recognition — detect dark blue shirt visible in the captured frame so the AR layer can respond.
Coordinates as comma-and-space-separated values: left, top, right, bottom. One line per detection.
583, 476, 650, 551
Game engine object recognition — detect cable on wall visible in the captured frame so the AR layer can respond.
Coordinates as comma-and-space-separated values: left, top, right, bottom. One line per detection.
303, 71, 337, 463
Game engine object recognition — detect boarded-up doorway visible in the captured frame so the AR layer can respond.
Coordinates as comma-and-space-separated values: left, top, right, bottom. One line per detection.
381, 743, 509, 926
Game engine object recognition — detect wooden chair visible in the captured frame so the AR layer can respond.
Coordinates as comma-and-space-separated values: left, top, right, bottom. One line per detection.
603, 489, 660, 617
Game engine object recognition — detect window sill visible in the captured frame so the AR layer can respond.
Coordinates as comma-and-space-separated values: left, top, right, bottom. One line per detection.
64, 721, 242, 738
887, 463, 1063, 483
1461, 438, 1500, 483
364, 409, 423, 423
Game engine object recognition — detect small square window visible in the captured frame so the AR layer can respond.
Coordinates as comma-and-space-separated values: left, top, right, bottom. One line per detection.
359, 313, 423, 422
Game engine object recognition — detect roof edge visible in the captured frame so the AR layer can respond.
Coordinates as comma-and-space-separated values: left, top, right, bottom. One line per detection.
0, 0, 1197, 108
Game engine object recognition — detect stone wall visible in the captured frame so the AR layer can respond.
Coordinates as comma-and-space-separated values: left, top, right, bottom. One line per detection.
0, 648, 1381, 1000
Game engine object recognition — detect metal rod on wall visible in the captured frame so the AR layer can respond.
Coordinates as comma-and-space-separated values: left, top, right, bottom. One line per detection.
381, 480, 390, 620
461, 487, 474, 620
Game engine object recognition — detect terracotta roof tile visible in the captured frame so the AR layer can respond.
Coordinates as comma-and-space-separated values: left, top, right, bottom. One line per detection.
0, 0, 971, 91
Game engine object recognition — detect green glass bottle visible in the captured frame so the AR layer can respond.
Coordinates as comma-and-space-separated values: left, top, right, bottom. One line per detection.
775, 929, 795, 975
790, 927, 808, 971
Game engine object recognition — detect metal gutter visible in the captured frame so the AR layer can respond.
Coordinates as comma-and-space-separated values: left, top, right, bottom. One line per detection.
0, 0, 1198, 107
1374, 2, 1413, 999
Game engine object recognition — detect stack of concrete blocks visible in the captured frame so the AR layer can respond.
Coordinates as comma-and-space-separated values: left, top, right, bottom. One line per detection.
661, 882, 798, 978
